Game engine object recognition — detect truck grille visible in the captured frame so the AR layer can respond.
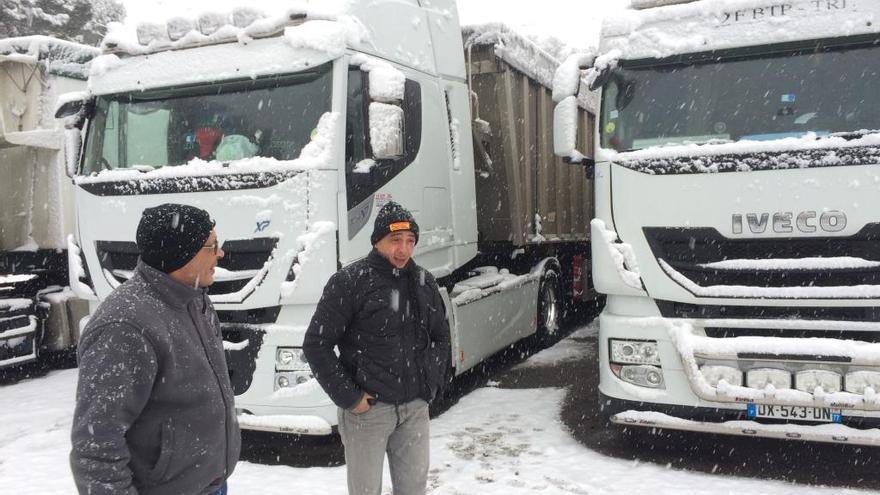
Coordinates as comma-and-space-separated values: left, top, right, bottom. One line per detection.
95, 237, 278, 299
657, 300, 880, 321
644, 224, 880, 298
704, 327, 880, 343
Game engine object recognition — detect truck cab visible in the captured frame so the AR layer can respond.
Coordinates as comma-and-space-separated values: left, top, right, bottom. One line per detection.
561, 0, 880, 446
67, 2, 596, 435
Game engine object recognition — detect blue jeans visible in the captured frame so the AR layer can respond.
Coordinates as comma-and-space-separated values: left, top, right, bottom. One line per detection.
210, 481, 228, 495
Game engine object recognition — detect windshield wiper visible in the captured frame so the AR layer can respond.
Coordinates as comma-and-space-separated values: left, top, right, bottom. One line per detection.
131, 165, 155, 172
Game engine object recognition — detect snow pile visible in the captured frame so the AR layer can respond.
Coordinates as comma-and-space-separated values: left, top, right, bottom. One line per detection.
0, 36, 99, 79
283, 19, 367, 59
350, 54, 406, 103
592, 219, 642, 290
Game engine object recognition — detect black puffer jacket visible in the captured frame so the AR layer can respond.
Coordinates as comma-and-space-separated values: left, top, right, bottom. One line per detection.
303, 249, 451, 409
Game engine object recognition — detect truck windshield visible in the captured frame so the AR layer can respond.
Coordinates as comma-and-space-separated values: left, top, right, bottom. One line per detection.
82, 63, 332, 174
600, 43, 880, 152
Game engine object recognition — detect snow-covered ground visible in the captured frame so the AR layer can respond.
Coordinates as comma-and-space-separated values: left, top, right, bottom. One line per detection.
0, 324, 874, 494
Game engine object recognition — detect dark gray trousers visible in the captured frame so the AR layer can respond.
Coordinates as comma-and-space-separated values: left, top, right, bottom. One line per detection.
337, 399, 430, 495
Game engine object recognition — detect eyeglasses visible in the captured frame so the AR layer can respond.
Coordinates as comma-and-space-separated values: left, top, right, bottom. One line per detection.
201, 241, 220, 255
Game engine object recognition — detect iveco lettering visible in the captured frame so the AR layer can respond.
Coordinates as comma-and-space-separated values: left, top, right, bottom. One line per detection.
731, 210, 847, 234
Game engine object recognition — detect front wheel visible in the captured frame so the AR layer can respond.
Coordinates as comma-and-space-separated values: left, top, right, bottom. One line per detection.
534, 269, 560, 348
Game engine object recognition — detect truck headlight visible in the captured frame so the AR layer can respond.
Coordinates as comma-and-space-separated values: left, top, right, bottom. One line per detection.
610, 339, 660, 366
746, 368, 791, 390
699, 365, 743, 387
611, 364, 665, 389
845, 371, 880, 394
274, 371, 314, 391
795, 370, 842, 394
276, 347, 310, 371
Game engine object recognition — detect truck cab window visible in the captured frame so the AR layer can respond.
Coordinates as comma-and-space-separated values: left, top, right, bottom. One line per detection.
81, 63, 332, 175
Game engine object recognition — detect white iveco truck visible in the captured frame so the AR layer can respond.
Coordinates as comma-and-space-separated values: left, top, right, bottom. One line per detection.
555, 0, 880, 445
0, 37, 97, 368
61, 1, 595, 435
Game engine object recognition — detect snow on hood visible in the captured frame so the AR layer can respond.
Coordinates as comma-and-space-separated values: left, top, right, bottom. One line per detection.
74, 112, 340, 185
602, 0, 880, 61
0, 36, 99, 79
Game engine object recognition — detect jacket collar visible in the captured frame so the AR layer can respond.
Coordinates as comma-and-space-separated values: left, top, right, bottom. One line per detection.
366, 248, 415, 277
136, 260, 204, 309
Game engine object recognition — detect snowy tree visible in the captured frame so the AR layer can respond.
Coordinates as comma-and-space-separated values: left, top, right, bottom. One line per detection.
0, 0, 125, 45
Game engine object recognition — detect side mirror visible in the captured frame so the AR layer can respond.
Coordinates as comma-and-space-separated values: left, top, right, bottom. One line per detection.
552, 52, 595, 102
553, 96, 579, 158
553, 96, 596, 175
587, 65, 612, 91
63, 129, 83, 178
369, 102, 404, 160
54, 92, 94, 130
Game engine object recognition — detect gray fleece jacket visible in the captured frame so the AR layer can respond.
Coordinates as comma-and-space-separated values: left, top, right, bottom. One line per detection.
70, 261, 240, 495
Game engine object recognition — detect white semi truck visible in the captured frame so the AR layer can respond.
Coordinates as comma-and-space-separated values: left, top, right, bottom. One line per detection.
60, 1, 596, 435
553, 0, 880, 446
0, 37, 98, 368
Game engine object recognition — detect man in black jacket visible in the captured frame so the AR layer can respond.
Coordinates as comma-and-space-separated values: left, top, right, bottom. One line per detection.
70, 204, 239, 495
304, 201, 450, 495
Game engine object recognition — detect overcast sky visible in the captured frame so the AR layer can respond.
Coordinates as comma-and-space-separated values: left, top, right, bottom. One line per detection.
121, 0, 630, 49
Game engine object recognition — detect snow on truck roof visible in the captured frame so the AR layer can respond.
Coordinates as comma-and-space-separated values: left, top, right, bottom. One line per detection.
0, 36, 100, 80
602, 0, 880, 60
463, 23, 597, 112
89, 0, 466, 92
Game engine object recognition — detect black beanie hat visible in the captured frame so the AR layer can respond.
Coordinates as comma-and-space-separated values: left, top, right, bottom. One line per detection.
136, 203, 215, 273
371, 201, 419, 245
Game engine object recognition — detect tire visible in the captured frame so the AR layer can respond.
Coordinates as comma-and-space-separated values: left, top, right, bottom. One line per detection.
534, 268, 561, 348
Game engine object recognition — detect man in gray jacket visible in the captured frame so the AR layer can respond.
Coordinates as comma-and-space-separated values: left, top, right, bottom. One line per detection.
70, 203, 240, 495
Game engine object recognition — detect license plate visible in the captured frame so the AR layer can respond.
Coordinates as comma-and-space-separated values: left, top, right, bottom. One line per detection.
747, 404, 842, 423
